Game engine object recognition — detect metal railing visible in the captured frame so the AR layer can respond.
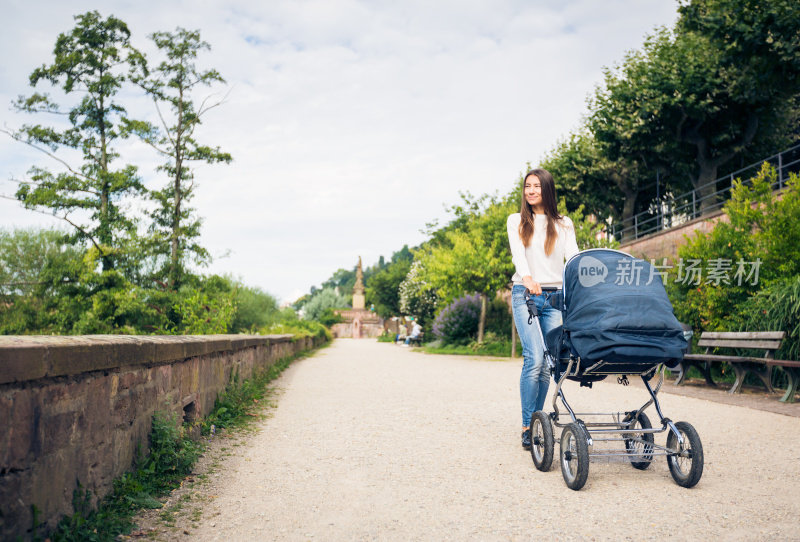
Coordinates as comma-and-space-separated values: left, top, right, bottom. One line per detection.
610, 143, 800, 243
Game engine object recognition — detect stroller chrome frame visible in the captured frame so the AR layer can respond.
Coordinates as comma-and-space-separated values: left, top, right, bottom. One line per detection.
525, 288, 703, 491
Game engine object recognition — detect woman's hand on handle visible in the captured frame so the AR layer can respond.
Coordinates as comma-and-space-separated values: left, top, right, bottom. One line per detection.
522, 276, 542, 296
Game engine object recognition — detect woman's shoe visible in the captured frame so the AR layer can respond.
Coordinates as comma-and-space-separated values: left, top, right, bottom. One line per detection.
521, 429, 532, 450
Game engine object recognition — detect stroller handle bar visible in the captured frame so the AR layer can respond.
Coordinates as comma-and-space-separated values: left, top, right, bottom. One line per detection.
524, 289, 561, 324
524, 291, 558, 373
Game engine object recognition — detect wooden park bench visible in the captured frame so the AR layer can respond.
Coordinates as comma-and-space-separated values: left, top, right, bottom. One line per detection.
674, 331, 800, 403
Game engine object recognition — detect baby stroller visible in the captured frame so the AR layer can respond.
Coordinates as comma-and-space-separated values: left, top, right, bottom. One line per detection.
526, 249, 703, 490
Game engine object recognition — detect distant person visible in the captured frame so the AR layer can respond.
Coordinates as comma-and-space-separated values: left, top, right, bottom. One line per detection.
396, 321, 408, 344
507, 168, 579, 451
403, 320, 422, 346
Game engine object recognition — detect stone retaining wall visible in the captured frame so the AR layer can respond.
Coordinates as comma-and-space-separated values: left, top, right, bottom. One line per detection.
619, 211, 727, 261
0, 333, 326, 540
330, 322, 384, 338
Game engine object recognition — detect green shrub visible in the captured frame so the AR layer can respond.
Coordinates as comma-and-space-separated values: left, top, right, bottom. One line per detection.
229, 281, 280, 332
202, 370, 265, 433
432, 293, 481, 344
302, 287, 348, 322
484, 296, 512, 337
318, 307, 344, 327
670, 163, 800, 332
141, 412, 201, 491
259, 307, 331, 341
729, 275, 800, 360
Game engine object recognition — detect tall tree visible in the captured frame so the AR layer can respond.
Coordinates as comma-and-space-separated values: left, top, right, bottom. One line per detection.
417, 201, 515, 343
591, 7, 800, 217
5, 11, 146, 271
677, 0, 800, 181
588, 30, 699, 237
540, 131, 621, 221
127, 28, 232, 288
365, 246, 413, 318
538, 129, 668, 237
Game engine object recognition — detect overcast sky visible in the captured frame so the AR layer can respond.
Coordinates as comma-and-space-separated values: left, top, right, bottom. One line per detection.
0, 0, 679, 303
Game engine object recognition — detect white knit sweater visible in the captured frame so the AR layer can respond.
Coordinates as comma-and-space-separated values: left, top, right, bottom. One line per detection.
506, 213, 579, 288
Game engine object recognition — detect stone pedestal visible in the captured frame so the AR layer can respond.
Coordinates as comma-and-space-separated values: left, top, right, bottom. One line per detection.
332, 309, 383, 338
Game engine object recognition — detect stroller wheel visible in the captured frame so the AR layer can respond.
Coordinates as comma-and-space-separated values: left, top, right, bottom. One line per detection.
529, 411, 554, 472
559, 422, 589, 490
624, 412, 654, 470
667, 421, 704, 488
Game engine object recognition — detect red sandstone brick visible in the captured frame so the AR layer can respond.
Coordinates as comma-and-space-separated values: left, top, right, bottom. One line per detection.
151, 340, 187, 363
0, 345, 48, 384
47, 342, 122, 376
4, 390, 36, 468
0, 468, 31, 537
40, 411, 77, 455
112, 390, 140, 429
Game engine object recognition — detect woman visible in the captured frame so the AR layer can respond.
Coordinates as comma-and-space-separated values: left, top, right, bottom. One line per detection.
507, 168, 579, 450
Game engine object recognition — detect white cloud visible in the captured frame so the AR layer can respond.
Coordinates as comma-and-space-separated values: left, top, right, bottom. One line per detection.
0, 0, 677, 302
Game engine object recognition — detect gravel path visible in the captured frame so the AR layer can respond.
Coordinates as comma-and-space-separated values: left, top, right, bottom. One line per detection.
182, 339, 799, 541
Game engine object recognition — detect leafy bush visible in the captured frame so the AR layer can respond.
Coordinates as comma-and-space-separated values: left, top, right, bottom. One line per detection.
467, 332, 514, 356
560, 200, 620, 250
141, 412, 201, 491
302, 287, 349, 322
318, 307, 344, 327
670, 163, 800, 332
260, 308, 331, 341
172, 289, 236, 334
729, 275, 800, 360
484, 296, 512, 337
433, 293, 481, 344
398, 259, 438, 324
202, 370, 259, 432
366, 250, 412, 318
229, 281, 280, 332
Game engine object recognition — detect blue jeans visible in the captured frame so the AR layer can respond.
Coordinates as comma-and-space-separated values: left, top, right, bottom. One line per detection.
512, 284, 562, 428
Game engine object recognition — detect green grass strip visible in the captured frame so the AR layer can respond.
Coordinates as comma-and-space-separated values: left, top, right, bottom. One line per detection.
420, 341, 515, 358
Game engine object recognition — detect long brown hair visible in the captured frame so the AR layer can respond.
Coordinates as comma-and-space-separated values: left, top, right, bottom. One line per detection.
518, 168, 562, 255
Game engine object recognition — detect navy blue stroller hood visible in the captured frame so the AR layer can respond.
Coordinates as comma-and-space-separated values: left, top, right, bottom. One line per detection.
560, 249, 686, 366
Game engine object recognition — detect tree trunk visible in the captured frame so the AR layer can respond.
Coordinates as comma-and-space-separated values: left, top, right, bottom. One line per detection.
620, 188, 638, 243
170, 86, 185, 289
694, 157, 720, 215
98, 95, 113, 271
477, 293, 487, 344
609, 169, 639, 243
170, 162, 181, 288
684, 113, 759, 215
